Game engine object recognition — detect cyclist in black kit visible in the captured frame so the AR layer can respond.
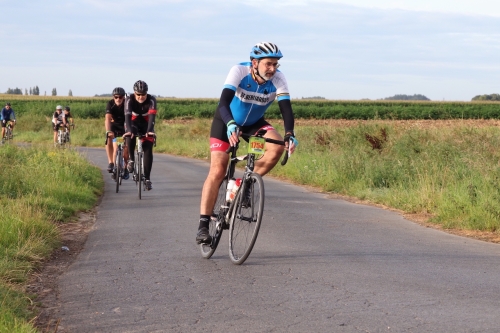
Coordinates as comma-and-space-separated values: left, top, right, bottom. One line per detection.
106, 87, 130, 179
124, 80, 156, 191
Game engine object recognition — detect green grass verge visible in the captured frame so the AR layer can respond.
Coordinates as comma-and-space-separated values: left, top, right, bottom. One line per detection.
0, 144, 103, 332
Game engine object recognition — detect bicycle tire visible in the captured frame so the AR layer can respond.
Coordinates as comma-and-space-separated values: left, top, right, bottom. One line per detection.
115, 148, 122, 193
200, 179, 228, 259
137, 152, 142, 200
228, 173, 265, 265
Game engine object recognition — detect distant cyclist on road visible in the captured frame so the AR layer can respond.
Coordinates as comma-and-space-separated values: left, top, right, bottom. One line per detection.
52, 105, 66, 145
124, 80, 157, 191
196, 42, 298, 244
1, 102, 16, 143
105, 87, 130, 179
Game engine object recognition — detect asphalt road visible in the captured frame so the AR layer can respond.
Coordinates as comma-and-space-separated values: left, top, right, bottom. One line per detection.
57, 148, 500, 333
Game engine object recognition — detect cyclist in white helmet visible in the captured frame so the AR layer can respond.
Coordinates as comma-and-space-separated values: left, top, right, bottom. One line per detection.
52, 105, 66, 144
196, 42, 299, 244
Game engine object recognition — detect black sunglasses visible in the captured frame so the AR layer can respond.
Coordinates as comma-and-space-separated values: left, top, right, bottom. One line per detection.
114, 95, 124, 99
135, 93, 147, 97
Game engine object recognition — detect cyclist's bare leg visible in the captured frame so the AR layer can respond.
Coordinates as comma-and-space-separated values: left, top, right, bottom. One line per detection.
253, 129, 285, 176
1, 127, 5, 139
200, 151, 229, 215
106, 137, 114, 163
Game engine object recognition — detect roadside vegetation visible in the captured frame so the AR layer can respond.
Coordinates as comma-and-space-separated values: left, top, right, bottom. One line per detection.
12, 114, 500, 233
0, 144, 102, 332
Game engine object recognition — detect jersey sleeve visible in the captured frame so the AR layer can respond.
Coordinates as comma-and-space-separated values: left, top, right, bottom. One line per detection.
148, 96, 157, 115
271, 72, 290, 101
105, 100, 113, 114
223, 65, 248, 91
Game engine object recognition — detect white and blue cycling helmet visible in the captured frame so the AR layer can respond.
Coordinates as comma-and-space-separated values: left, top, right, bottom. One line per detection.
250, 42, 283, 60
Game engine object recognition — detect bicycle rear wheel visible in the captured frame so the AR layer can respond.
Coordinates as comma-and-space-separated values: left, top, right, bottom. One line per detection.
228, 173, 265, 265
115, 148, 122, 193
200, 179, 228, 259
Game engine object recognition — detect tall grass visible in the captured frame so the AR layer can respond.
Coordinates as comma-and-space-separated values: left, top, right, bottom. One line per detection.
0, 145, 102, 332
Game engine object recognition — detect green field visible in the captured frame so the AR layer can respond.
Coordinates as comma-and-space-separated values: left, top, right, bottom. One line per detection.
2, 95, 500, 120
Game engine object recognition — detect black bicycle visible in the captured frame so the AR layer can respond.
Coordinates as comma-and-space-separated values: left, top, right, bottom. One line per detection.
200, 129, 289, 265
113, 137, 126, 192
130, 133, 155, 199
105, 134, 126, 193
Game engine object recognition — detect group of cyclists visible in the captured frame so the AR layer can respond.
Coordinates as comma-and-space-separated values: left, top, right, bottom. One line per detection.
105, 80, 157, 191
3, 42, 299, 247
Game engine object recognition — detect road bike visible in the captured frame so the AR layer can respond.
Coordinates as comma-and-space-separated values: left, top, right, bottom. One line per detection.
106, 134, 126, 193
56, 124, 73, 148
200, 129, 289, 265
2, 121, 14, 144
130, 133, 155, 199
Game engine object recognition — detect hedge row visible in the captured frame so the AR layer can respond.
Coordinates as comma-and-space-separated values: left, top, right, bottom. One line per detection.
1, 96, 499, 120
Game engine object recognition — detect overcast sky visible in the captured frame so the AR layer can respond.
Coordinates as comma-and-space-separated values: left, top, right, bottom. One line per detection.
2, 0, 500, 101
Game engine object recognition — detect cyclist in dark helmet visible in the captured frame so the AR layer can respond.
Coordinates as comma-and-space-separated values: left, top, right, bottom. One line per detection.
63, 106, 74, 135
196, 42, 298, 244
105, 87, 130, 179
123, 80, 157, 191
1, 102, 16, 143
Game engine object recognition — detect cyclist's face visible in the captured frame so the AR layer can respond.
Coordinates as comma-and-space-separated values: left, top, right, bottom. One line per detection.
253, 58, 280, 80
135, 92, 147, 103
56, 108, 62, 113
114, 95, 125, 106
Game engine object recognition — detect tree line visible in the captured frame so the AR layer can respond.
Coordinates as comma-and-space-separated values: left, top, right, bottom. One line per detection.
471, 94, 500, 101
3, 87, 73, 96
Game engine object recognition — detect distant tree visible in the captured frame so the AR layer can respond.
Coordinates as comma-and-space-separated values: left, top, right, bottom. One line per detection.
471, 94, 500, 101
94, 94, 113, 97
29, 87, 32, 95
68, 89, 73, 96
34, 86, 40, 95
383, 94, 430, 101
25, 88, 28, 95
52, 88, 57, 96
44, 91, 46, 96
6, 87, 23, 94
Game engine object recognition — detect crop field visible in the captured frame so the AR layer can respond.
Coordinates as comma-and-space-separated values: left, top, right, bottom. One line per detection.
1, 95, 500, 120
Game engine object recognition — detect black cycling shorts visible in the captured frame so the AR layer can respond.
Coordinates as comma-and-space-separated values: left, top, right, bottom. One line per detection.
209, 112, 275, 152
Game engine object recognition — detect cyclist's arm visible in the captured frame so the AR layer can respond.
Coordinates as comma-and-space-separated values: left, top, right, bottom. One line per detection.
105, 114, 113, 137
124, 97, 132, 132
278, 99, 294, 135
217, 88, 236, 125
146, 96, 157, 134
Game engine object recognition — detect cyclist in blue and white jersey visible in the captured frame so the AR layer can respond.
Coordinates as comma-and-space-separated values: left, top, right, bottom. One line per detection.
196, 42, 299, 244
1, 103, 16, 143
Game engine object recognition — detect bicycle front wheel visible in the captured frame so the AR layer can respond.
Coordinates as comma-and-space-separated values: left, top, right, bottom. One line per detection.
228, 173, 264, 265
200, 179, 228, 259
136, 152, 143, 199
115, 149, 122, 193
